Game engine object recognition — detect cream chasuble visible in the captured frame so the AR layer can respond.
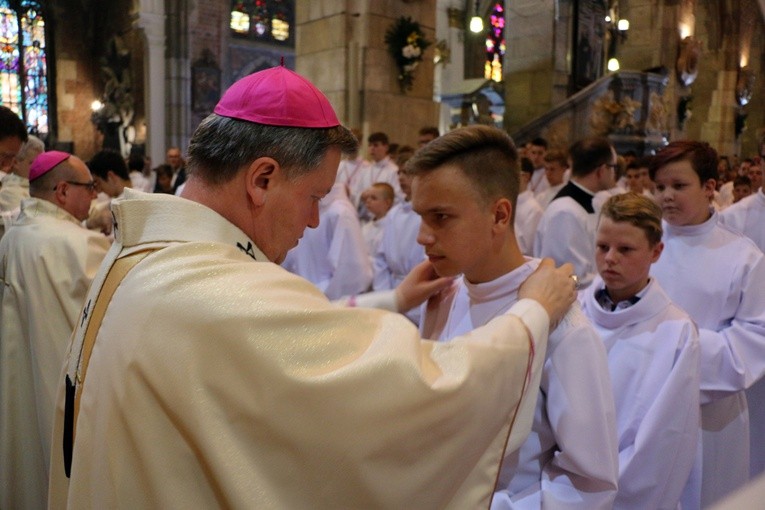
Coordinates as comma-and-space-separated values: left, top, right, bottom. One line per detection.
49, 190, 550, 509
0, 198, 109, 510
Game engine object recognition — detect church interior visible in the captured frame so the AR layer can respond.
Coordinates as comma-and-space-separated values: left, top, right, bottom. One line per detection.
2, 0, 763, 165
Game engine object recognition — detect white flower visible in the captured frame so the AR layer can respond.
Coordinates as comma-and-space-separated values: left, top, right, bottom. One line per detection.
402, 44, 416, 58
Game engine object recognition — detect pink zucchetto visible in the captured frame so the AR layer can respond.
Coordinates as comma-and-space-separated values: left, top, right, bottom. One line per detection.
29, 150, 71, 181
213, 66, 340, 128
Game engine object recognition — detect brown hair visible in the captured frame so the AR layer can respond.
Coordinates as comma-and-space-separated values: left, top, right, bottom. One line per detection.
569, 137, 613, 177
543, 149, 568, 166
370, 182, 395, 202
649, 140, 718, 183
405, 125, 519, 212
599, 192, 663, 246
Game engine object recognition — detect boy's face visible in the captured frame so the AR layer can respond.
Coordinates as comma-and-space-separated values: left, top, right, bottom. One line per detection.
654, 160, 714, 226
544, 161, 566, 186
639, 167, 653, 189
412, 164, 500, 283
363, 188, 392, 219
528, 144, 546, 168
748, 164, 763, 191
595, 216, 662, 303
625, 168, 644, 193
733, 184, 752, 203
158, 173, 172, 190
368, 141, 388, 162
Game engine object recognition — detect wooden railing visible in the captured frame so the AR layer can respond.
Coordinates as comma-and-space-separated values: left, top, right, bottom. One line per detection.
511, 71, 670, 155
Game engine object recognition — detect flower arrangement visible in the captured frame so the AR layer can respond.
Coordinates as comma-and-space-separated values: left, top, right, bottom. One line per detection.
385, 16, 431, 92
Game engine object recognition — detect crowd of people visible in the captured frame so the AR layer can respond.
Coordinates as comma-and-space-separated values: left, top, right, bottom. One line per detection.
0, 63, 763, 509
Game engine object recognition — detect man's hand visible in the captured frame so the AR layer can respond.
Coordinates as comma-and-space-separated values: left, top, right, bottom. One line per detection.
395, 260, 454, 312
518, 258, 576, 326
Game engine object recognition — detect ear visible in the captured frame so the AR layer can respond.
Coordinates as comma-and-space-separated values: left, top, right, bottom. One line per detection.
244, 157, 279, 207
702, 178, 717, 198
650, 241, 664, 263
492, 197, 513, 231
52, 181, 68, 205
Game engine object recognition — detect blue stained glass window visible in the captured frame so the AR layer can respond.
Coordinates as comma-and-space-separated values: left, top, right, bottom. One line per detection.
0, 0, 48, 135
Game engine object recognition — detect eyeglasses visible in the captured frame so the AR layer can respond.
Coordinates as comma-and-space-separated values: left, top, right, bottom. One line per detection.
54, 180, 97, 192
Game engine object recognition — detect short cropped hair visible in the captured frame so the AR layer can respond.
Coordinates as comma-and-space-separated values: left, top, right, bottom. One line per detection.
396, 145, 415, 168
734, 175, 752, 188
17, 135, 45, 161
418, 126, 440, 138
405, 125, 519, 212
543, 149, 568, 166
569, 137, 613, 177
530, 137, 548, 149
368, 132, 389, 145
186, 114, 357, 185
599, 192, 663, 246
371, 182, 395, 202
89, 149, 130, 181
649, 140, 718, 183
0, 105, 28, 143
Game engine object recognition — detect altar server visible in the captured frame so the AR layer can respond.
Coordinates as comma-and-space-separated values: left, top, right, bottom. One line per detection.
581, 192, 700, 509
649, 140, 765, 508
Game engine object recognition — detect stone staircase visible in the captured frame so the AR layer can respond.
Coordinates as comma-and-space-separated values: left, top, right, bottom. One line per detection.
511, 71, 670, 155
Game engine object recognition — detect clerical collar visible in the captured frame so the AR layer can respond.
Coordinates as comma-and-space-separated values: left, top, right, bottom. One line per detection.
569, 179, 595, 197
595, 280, 651, 312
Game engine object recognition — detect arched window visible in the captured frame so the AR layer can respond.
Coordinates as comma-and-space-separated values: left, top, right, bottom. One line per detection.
0, 0, 48, 136
485, 1, 505, 82
230, 0, 295, 47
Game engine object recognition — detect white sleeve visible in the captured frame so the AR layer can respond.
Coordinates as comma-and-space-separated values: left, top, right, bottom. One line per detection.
372, 232, 395, 291
699, 254, 765, 403
323, 207, 372, 300
539, 318, 619, 509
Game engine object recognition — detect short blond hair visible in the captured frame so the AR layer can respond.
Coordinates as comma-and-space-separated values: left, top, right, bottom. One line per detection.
599, 192, 663, 246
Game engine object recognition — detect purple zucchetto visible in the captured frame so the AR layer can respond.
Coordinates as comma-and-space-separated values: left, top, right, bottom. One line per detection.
29, 151, 71, 181
213, 66, 340, 128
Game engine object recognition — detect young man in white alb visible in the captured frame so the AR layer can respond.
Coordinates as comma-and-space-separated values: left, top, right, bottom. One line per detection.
411, 125, 619, 509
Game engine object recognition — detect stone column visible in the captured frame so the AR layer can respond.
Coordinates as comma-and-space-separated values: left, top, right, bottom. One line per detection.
134, 0, 166, 167
166, 0, 191, 153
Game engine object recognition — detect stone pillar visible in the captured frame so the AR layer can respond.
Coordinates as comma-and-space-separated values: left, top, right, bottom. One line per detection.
504, 1, 556, 133
166, 0, 191, 153
296, 0, 438, 147
135, 0, 165, 167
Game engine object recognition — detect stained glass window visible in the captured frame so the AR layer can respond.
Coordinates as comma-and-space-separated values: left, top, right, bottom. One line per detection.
230, 0, 294, 47
485, 2, 506, 82
0, 0, 48, 135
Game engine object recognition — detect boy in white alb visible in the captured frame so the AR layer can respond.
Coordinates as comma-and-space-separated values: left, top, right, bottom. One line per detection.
410, 125, 619, 509
282, 182, 371, 299
648, 141, 765, 508
360, 182, 394, 267
581, 192, 700, 509
373, 163, 426, 324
